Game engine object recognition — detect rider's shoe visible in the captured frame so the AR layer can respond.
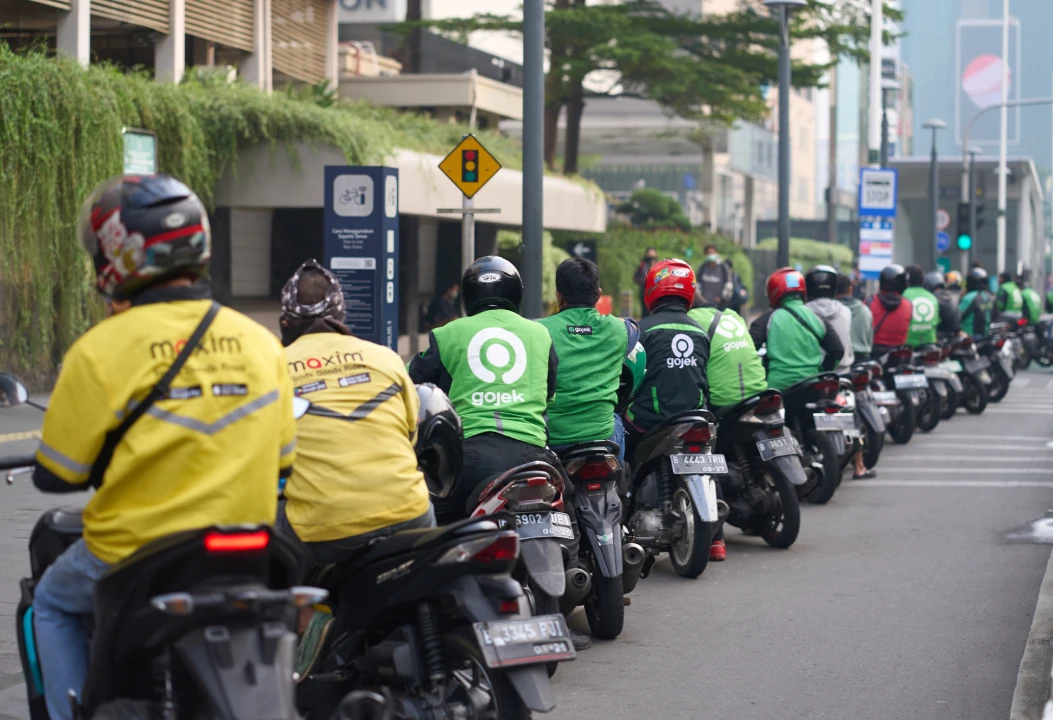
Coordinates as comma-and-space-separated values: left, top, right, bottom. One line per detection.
709, 539, 727, 562
569, 627, 592, 651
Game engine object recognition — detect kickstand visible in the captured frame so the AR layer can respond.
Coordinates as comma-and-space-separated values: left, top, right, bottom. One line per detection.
639, 553, 656, 580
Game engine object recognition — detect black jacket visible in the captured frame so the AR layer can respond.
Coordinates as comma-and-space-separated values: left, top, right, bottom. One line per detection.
934, 289, 962, 337
625, 300, 710, 431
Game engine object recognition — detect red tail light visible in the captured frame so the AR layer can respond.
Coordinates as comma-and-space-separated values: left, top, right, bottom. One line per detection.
586, 482, 602, 491
204, 530, 269, 553
474, 533, 519, 564
891, 348, 912, 362
956, 336, 974, 351
579, 462, 612, 480
501, 479, 557, 505
755, 394, 783, 415
814, 379, 839, 395
940, 345, 951, 360
853, 373, 870, 391
995, 337, 1006, 349
923, 350, 941, 365
678, 425, 713, 444
824, 405, 840, 414
1018, 317, 1028, 327
499, 600, 520, 614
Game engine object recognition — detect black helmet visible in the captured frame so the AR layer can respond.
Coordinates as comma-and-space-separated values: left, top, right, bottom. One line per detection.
879, 264, 907, 294
461, 256, 523, 316
78, 175, 210, 300
923, 271, 945, 292
966, 267, 989, 292
415, 384, 463, 499
804, 265, 838, 300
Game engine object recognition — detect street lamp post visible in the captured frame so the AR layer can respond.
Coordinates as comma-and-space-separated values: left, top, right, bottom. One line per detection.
521, 0, 545, 318
923, 119, 947, 272
764, 0, 807, 269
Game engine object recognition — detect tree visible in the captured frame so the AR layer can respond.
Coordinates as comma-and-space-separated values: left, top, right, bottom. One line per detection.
617, 188, 691, 231
392, 0, 902, 175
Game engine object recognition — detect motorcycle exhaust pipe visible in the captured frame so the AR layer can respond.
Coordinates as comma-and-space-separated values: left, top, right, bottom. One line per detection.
562, 567, 592, 608
336, 690, 392, 720
622, 542, 645, 595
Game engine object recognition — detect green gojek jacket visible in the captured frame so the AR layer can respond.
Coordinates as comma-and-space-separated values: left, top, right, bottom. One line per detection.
687, 307, 767, 408
748, 297, 844, 391
537, 306, 645, 445
959, 290, 995, 337
407, 309, 557, 447
1022, 287, 1042, 324
902, 286, 940, 347
996, 281, 1024, 315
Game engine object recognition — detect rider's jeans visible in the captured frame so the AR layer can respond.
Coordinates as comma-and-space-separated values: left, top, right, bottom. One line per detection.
33, 538, 111, 720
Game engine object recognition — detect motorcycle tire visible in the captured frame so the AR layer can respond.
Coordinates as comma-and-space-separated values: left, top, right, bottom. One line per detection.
525, 578, 561, 677
584, 574, 624, 640
988, 366, 1010, 403
939, 381, 960, 420
443, 627, 532, 720
862, 420, 884, 470
752, 459, 801, 549
91, 700, 154, 720
915, 388, 941, 433
1035, 349, 1053, 368
961, 373, 988, 414
887, 393, 916, 444
804, 429, 841, 505
668, 478, 713, 579
1017, 349, 1032, 371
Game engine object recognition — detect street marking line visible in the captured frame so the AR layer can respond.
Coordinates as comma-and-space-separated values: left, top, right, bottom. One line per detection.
0, 430, 40, 443
1046, 377, 1053, 390
866, 468, 1053, 476
879, 455, 1053, 462
926, 435, 1051, 443
1016, 378, 1032, 388
847, 479, 1053, 487
981, 410, 1053, 415
890, 443, 1053, 451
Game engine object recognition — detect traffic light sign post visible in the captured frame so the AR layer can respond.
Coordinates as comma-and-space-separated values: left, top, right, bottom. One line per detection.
438, 135, 503, 272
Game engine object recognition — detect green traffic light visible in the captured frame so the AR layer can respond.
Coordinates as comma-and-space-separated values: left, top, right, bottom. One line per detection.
956, 234, 972, 251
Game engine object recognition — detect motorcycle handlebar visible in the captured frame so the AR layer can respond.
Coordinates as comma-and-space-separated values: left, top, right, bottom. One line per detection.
0, 455, 36, 471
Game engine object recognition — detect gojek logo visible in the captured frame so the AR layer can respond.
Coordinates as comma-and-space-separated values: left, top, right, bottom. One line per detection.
667, 333, 698, 368
912, 296, 937, 325
468, 328, 528, 406
713, 315, 750, 352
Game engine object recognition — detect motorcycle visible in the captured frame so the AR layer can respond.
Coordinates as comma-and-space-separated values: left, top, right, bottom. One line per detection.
915, 344, 960, 430
977, 324, 1014, 403
624, 410, 728, 579
998, 313, 1034, 370
1032, 315, 1053, 368
713, 390, 806, 549
840, 362, 886, 472
876, 346, 926, 444
947, 335, 990, 415
557, 441, 643, 639
780, 373, 848, 505
1, 373, 315, 720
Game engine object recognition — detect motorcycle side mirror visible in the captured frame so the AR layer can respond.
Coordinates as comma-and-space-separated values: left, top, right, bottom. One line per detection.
292, 396, 311, 420
0, 373, 29, 408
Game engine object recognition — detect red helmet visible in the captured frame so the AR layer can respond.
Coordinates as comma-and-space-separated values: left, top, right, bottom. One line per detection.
766, 267, 806, 307
644, 259, 696, 312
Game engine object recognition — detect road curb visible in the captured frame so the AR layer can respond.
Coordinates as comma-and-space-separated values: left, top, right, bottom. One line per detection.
1011, 547, 1053, 720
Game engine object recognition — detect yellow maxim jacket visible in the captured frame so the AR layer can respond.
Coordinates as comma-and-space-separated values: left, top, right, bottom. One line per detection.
283, 331, 430, 542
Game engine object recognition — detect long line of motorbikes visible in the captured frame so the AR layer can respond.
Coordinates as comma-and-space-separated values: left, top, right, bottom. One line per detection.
0, 316, 1038, 720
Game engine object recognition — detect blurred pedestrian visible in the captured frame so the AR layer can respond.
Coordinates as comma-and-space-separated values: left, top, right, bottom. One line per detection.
633, 247, 658, 317
726, 258, 750, 313
696, 244, 732, 308
850, 263, 866, 300
423, 282, 461, 331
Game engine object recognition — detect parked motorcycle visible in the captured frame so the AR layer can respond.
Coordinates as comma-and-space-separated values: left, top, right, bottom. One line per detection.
947, 335, 991, 415
841, 362, 886, 471
977, 324, 1014, 403
876, 346, 926, 444
557, 441, 643, 639
1032, 316, 1053, 368
915, 344, 959, 430
713, 390, 806, 549
780, 373, 849, 505
624, 410, 728, 579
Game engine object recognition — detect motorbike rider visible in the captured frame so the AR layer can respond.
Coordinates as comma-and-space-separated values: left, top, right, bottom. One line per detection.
837, 273, 875, 480
687, 300, 767, 410
749, 268, 845, 390
1019, 272, 1043, 325
868, 264, 914, 357
276, 260, 434, 672
30, 175, 297, 720
804, 265, 854, 370
537, 257, 646, 460
960, 267, 996, 339
902, 265, 940, 349
624, 260, 724, 560
944, 270, 964, 308
995, 271, 1024, 321
924, 271, 963, 339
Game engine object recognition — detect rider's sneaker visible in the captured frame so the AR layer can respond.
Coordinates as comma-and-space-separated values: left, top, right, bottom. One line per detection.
709, 539, 727, 562
569, 628, 592, 651
295, 609, 334, 679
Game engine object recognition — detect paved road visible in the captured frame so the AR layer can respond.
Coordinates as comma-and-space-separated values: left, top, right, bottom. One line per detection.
1, 373, 1052, 720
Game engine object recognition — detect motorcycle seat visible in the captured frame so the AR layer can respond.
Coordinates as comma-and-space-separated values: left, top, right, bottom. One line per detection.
43, 507, 85, 535
557, 440, 620, 461
631, 409, 716, 468
780, 372, 839, 397
713, 389, 779, 421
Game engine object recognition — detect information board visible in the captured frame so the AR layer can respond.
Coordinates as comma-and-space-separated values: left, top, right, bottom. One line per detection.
858, 217, 894, 280
324, 166, 399, 350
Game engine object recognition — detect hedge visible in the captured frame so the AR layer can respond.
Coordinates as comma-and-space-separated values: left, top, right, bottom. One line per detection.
756, 237, 854, 271
0, 46, 530, 382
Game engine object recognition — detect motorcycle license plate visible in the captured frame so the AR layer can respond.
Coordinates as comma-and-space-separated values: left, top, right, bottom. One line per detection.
871, 391, 899, 405
842, 428, 862, 439
812, 412, 856, 432
473, 614, 576, 668
894, 374, 928, 389
978, 370, 992, 385
756, 436, 798, 461
965, 357, 990, 373
940, 360, 963, 373
514, 512, 574, 541
669, 453, 728, 475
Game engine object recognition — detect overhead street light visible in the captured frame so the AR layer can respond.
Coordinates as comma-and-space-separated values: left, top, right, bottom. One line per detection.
922, 118, 947, 271
764, 0, 808, 270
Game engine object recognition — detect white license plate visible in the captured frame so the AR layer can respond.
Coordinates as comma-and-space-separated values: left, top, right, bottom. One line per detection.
813, 412, 856, 431
473, 614, 576, 668
514, 512, 574, 541
872, 391, 899, 405
843, 428, 862, 439
756, 436, 798, 461
940, 360, 963, 373
669, 453, 728, 475
894, 374, 928, 389
965, 357, 990, 372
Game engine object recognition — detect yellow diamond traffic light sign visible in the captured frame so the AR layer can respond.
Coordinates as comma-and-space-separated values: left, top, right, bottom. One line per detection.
438, 134, 502, 199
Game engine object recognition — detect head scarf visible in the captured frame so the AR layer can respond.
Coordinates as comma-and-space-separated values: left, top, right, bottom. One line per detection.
281, 259, 345, 321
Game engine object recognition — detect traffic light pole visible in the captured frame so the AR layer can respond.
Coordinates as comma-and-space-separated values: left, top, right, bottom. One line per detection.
461, 195, 475, 273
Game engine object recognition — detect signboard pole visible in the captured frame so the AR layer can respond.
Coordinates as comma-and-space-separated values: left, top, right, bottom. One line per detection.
462, 195, 475, 272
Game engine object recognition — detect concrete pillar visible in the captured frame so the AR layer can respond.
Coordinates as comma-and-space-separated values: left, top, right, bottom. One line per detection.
743, 175, 756, 248
325, 0, 340, 90
240, 0, 273, 91
57, 0, 90, 69
155, 0, 186, 83
1018, 174, 1032, 276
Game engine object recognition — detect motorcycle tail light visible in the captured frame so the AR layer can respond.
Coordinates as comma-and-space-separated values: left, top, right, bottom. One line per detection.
853, 373, 870, 391
923, 350, 941, 365
755, 394, 782, 415
824, 405, 840, 414
677, 425, 712, 444
813, 379, 839, 396
586, 482, 602, 491
204, 530, 270, 553
995, 337, 1006, 349
1018, 317, 1028, 327
499, 600, 520, 614
890, 348, 912, 363
579, 462, 611, 480
437, 531, 520, 567
501, 479, 556, 505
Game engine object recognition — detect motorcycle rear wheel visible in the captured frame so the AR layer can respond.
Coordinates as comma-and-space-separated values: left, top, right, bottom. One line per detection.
668, 480, 713, 578
887, 393, 916, 444
443, 627, 532, 720
862, 421, 884, 470
939, 381, 960, 420
960, 373, 988, 414
804, 429, 840, 505
916, 388, 941, 433
1035, 349, 1053, 368
752, 460, 801, 549
584, 574, 624, 640
525, 578, 560, 677
988, 366, 1010, 402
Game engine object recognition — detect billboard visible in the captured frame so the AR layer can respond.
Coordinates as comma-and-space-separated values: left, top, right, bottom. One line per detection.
955, 18, 1021, 148
338, 0, 406, 24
